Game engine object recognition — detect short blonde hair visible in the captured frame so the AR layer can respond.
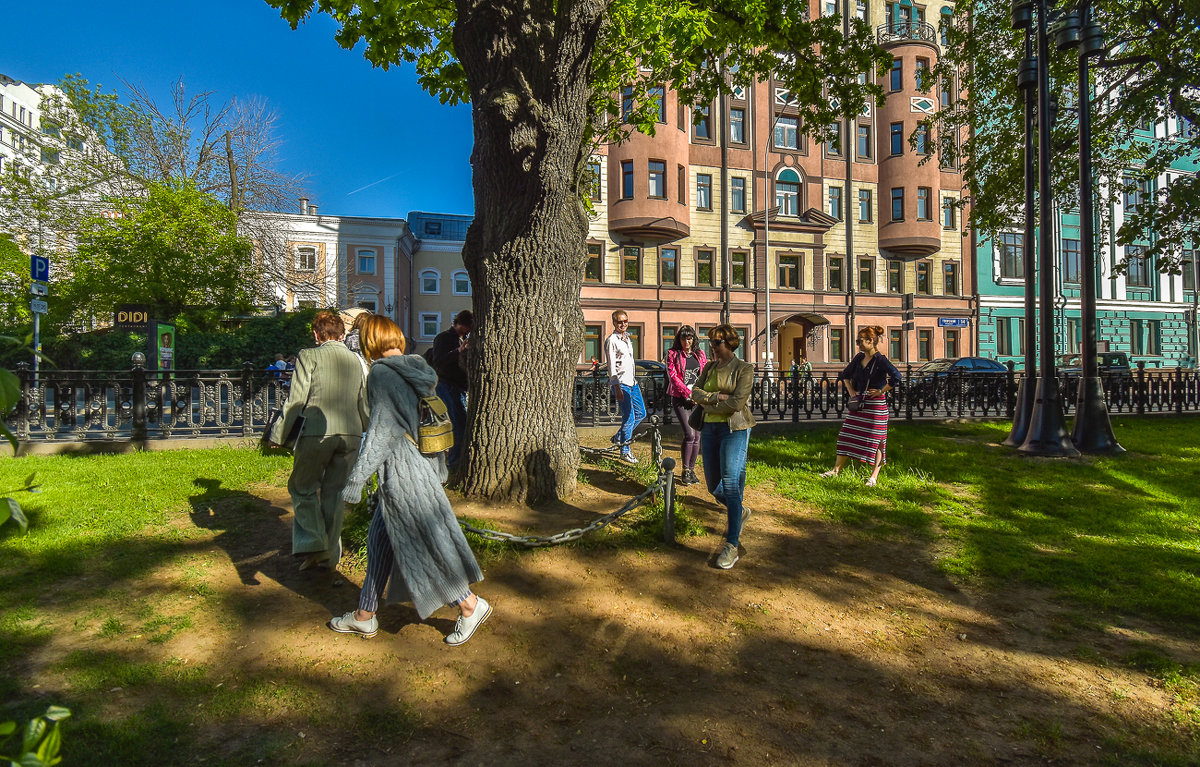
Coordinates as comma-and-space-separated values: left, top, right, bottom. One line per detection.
358, 315, 406, 363
707, 324, 741, 351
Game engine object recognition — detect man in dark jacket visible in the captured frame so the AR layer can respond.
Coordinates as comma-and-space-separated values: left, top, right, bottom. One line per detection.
432, 309, 472, 467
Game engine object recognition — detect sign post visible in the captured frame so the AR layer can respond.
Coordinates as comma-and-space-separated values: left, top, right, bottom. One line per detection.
29, 255, 50, 374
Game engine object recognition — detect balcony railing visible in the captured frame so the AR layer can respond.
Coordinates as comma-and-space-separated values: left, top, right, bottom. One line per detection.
877, 20, 938, 46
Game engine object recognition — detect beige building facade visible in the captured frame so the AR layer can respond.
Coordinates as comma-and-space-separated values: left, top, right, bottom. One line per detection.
580, 0, 972, 373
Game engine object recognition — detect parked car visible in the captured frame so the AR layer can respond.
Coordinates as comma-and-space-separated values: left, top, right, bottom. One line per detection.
1057, 351, 1132, 378
910, 356, 1009, 408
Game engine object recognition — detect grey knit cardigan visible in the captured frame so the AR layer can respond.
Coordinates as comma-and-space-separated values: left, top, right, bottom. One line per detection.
341, 354, 483, 619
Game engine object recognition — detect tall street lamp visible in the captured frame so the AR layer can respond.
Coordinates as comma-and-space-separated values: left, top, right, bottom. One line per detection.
1059, 0, 1124, 453
1017, 0, 1078, 457
1003, 17, 1039, 447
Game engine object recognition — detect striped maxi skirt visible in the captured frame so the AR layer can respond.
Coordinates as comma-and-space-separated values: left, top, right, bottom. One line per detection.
835, 395, 890, 465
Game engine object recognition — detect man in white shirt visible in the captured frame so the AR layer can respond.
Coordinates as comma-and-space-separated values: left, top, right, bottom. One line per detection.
605, 309, 645, 463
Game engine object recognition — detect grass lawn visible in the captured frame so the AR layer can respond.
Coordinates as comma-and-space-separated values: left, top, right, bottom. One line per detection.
749, 417, 1200, 631
1, 420, 1198, 765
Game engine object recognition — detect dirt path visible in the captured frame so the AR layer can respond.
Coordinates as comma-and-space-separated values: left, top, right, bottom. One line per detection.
26, 440, 1196, 765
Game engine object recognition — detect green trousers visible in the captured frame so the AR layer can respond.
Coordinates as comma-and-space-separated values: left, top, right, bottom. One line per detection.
288, 433, 361, 562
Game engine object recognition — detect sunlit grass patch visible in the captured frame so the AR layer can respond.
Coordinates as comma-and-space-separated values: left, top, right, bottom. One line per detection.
746, 417, 1200, 630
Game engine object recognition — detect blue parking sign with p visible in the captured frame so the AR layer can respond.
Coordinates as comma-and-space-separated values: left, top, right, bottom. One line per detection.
31, 255, 50, 283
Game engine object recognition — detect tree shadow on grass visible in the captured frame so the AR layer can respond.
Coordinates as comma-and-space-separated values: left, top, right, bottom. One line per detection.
188, 477, 347, 617
15, 523, 1196, 767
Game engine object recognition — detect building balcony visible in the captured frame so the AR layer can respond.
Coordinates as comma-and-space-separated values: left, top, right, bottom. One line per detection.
877, 21, 938, 48
608, 211, 690, 244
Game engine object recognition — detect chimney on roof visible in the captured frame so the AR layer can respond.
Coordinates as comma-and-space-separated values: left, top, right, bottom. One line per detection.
298, 197, 309, 215
309, 203, 319, 216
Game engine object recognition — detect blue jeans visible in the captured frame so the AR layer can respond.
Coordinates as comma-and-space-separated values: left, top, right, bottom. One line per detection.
436, 382, 467, 467
615, 383, 647, 448
700, 422, 751, 546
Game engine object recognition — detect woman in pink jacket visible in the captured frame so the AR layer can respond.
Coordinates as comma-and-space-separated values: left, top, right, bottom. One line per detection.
665, 325, 707, 485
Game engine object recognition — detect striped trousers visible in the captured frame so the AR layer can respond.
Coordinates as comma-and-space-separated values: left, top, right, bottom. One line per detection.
357, 502, 470, 614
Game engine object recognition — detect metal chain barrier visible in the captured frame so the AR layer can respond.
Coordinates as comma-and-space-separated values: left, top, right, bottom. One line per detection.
457, 470, 668, 548
453, 419, 676, 547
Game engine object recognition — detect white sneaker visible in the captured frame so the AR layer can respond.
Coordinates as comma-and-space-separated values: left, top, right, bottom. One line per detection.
716, 542, 739, 569
445, 597, 492, 646
328, 611, 378, 638
620, 452, 639, 464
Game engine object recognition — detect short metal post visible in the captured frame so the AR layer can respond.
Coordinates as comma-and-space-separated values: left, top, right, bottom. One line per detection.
14, 362, 30, 440
591, 365, 603, 427
1136, 361, 1146, 416
649, 417, 662, 467
132, 359, 147, 443
242, 362, 254, 437
790, 369, 800, 423
905, 363, 914, 421
1176, 366, 1184, 415
661, 457, 676, 544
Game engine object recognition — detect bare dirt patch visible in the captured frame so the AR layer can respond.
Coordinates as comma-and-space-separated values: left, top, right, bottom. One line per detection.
20, 437, 1198, 765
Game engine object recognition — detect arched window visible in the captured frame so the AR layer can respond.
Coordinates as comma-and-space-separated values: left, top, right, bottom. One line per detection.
775, 168, 801, 216
419, 268, 441, 294
940, 7, 953, 46
452, 269, 471, 295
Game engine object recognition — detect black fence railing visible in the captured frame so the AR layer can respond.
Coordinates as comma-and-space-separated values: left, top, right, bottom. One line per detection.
10, 362, 288, 442
571, 361, 1200, 426
8, 361, 1199, 443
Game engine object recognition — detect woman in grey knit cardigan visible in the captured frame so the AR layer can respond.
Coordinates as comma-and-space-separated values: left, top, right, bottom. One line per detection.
328, 315, 491, 646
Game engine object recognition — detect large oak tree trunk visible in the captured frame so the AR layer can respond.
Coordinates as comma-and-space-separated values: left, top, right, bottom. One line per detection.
453, 0, 603, 503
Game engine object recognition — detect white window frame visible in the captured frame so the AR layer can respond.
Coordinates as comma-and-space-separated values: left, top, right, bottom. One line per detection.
419, 312, 441, 339
452, 269, 471, 296
356, 248, 377, 274
419, 268, 441, 294
295, 246, 318, 272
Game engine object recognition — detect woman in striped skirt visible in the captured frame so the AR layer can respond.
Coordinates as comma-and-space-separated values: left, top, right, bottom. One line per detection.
820, 326, 902, 486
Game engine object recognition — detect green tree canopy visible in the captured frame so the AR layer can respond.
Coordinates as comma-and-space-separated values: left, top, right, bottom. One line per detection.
937, 0, 1200, 269
60, 182, 257, 324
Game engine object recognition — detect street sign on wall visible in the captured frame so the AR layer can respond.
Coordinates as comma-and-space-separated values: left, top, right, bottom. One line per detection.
938, 317, 970, 328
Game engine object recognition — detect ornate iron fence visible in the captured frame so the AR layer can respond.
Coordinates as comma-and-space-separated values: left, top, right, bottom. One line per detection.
10, 361, 288, 442
7, 360, 1199, 442
572, 361, 1200, 426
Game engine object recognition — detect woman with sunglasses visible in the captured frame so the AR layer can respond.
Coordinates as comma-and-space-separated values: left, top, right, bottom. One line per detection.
820, 325, 902, 487
665, 325, 707, 485
689, 325, 756, 569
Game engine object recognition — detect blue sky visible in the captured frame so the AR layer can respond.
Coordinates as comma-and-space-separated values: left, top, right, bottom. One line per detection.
3, 0, 474, 218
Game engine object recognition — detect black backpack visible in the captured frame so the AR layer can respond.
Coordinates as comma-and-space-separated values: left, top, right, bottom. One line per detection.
422, 347, 436, 364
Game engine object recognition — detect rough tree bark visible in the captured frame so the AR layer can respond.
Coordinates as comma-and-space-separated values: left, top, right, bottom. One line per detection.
453, 0, 603, 503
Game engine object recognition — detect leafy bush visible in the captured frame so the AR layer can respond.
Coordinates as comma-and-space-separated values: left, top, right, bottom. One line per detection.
28, 308, 323, 371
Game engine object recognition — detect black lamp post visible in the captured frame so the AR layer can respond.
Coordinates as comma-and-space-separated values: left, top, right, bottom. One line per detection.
1018, 0, 1078, 457
1062, 0, 1124, 453
1004, 8, 1039, 447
